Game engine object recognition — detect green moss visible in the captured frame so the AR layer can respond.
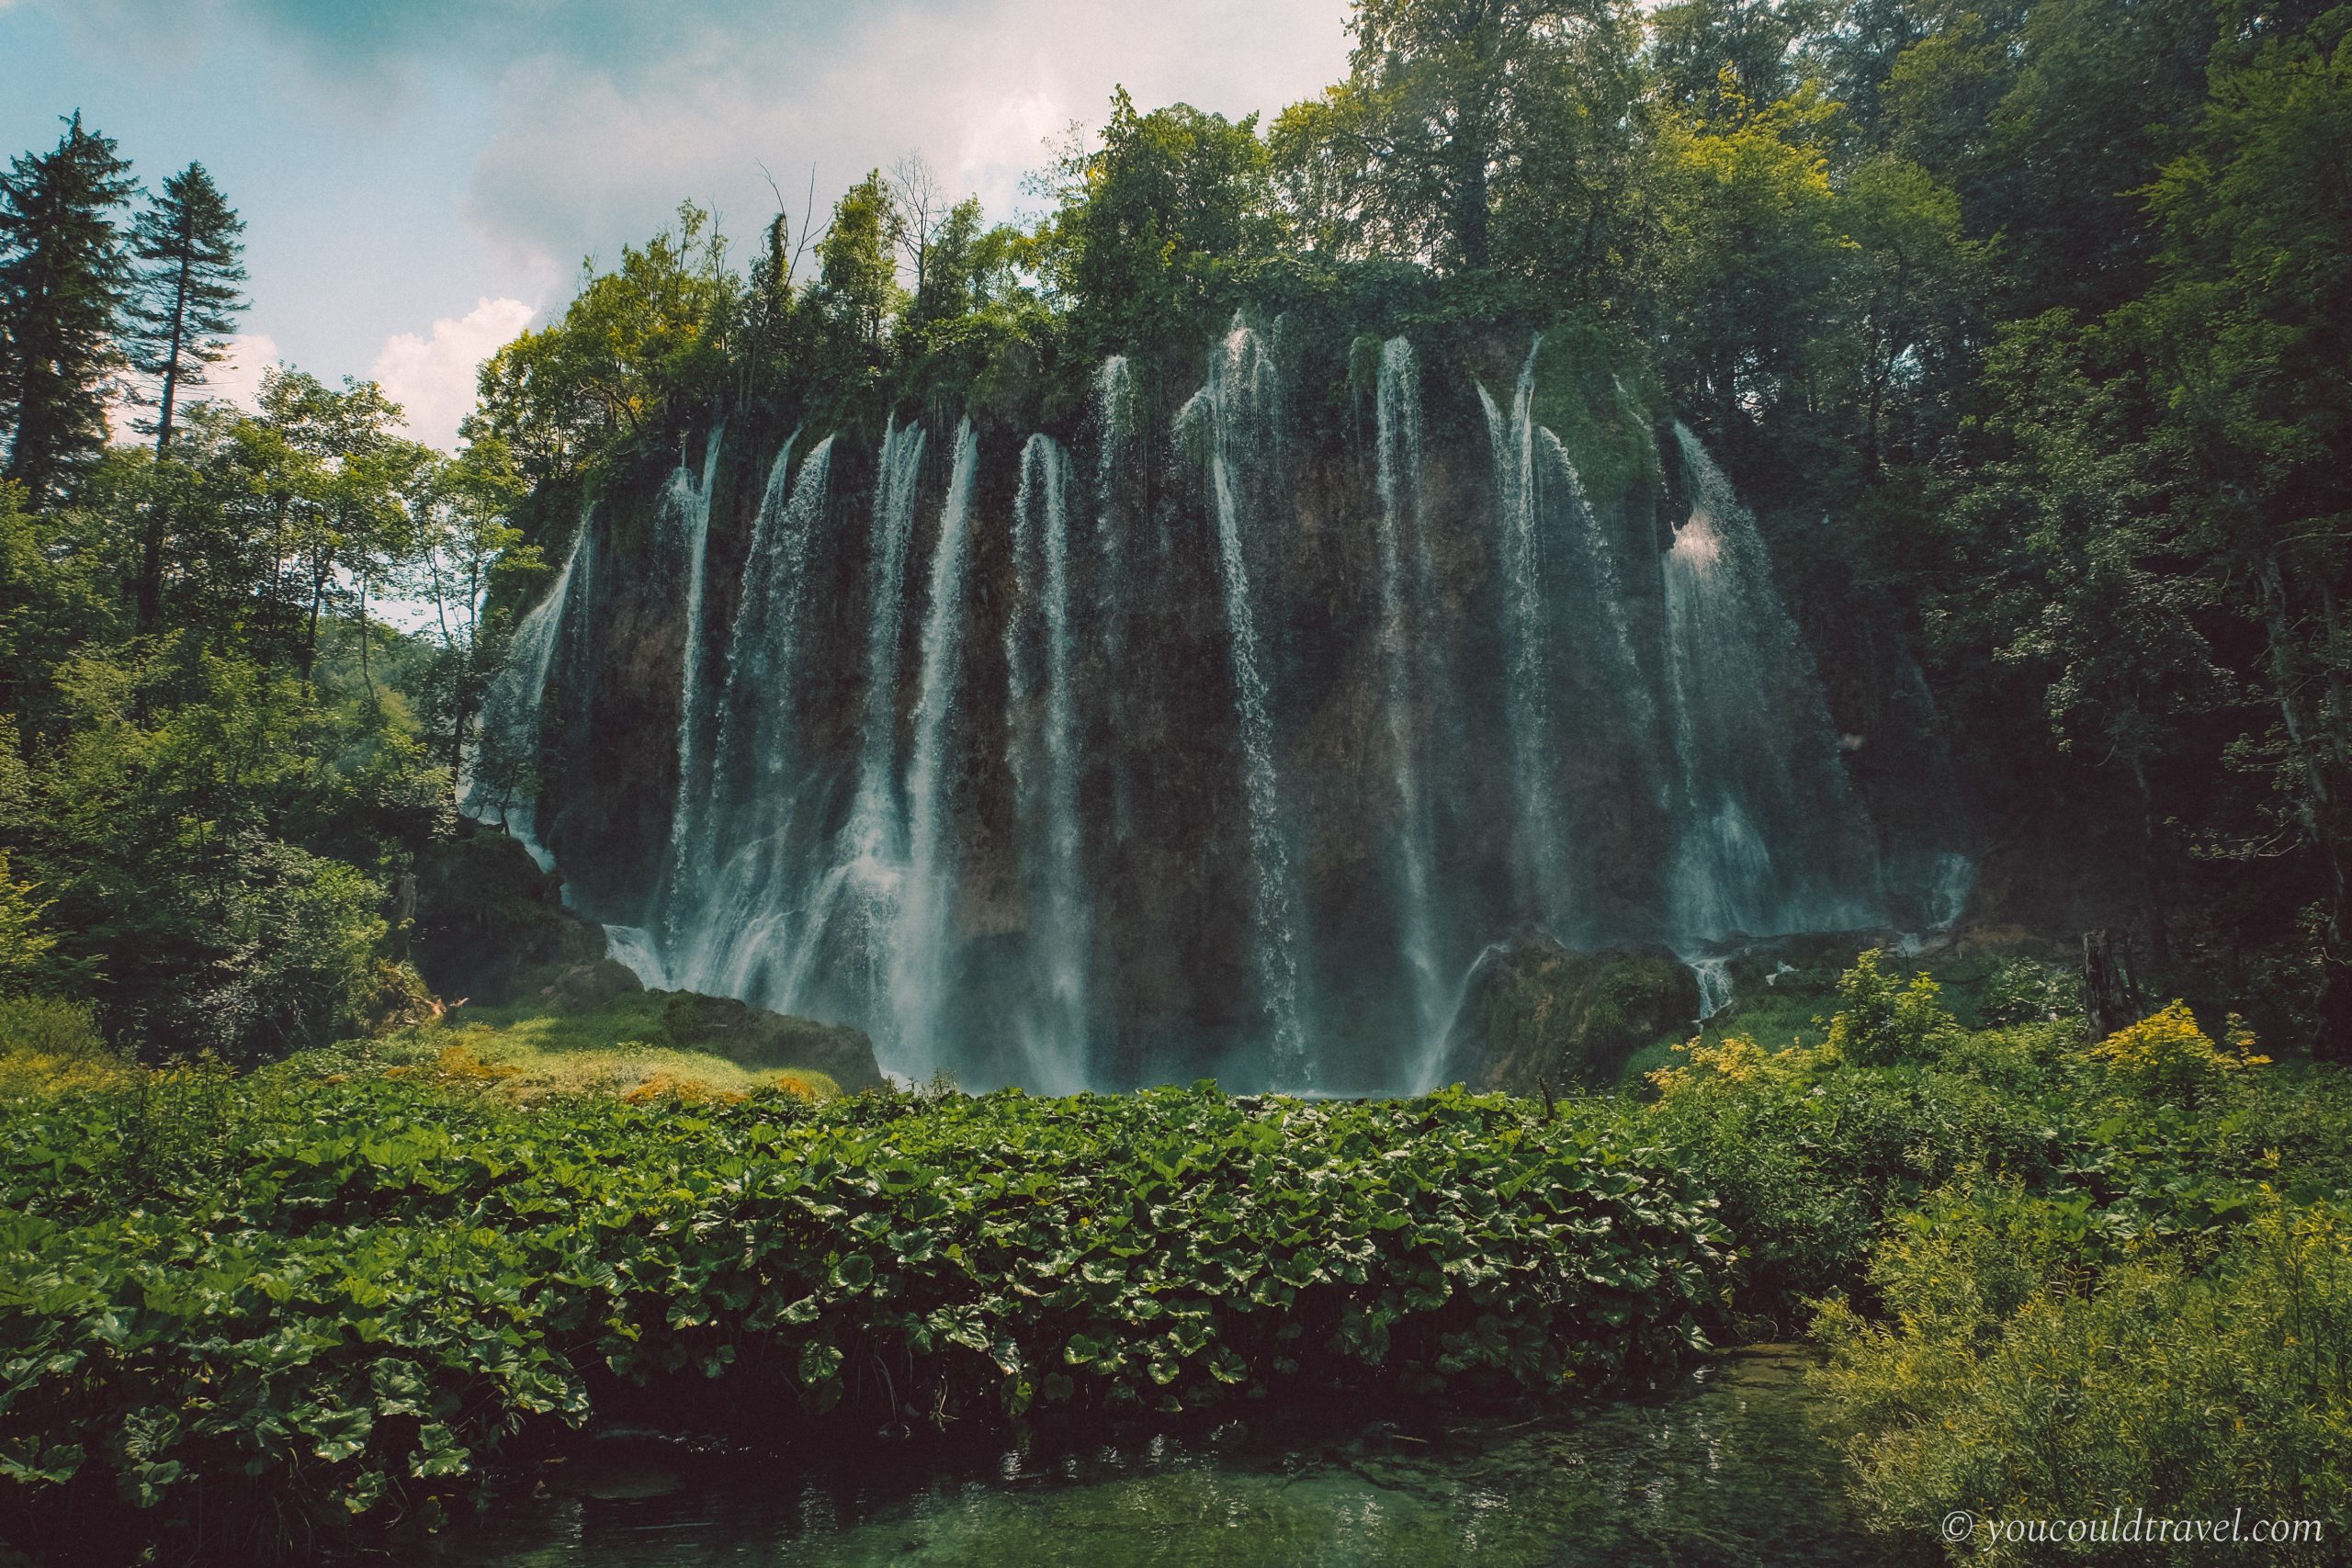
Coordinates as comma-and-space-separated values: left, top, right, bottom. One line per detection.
1526, 312, 1667, 517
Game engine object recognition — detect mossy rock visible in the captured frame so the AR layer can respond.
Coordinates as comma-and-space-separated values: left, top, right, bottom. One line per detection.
1436, 932, 1701, 1094
412, 828, 605, 1007
655, 993, 885, 1091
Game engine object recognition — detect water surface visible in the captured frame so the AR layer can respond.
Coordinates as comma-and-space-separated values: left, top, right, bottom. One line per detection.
435, 1347, 1873, 1567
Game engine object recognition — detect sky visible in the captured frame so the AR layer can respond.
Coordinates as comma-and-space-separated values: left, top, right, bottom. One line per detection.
0, 0, 1353, 447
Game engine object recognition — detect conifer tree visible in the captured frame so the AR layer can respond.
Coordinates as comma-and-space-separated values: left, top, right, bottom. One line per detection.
126, 162, 246, 626
0, 113, 136, 503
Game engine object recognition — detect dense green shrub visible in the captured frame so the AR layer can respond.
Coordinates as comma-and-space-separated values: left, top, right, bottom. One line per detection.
1816, 1187, 2352, 1565
0, 1076, 1728, 1560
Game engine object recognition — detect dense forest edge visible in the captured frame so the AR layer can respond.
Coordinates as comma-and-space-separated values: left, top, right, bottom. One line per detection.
3, 0, 2351, 1560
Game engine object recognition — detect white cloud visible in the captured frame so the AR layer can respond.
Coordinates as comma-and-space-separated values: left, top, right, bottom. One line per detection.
204, 333, 282, 412
371, 297, 534, 449
458, 0, 1352, 279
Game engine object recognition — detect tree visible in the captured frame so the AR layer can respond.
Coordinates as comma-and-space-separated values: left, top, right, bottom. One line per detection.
1033, 91, 1279, 348
2132, 10, 2352, 1053
125, 162, 246, 630
0, 114, 136, 503
1272, 0, 1633, 271
816, 171, 902, 345
472, 204, 732, 482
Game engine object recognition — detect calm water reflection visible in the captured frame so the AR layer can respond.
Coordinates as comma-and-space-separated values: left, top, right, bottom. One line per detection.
432, 1348, 1873, 1567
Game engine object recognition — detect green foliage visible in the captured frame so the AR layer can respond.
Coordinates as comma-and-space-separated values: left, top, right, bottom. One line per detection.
1033, 90, 1282, 353
0, 114, 136, 502
1823, 948, 1958, 1066
0, 1073, 1729, 1557
472, 203, 734, 482
0, 853, 53, 998
1816, 1190, 2352, 1564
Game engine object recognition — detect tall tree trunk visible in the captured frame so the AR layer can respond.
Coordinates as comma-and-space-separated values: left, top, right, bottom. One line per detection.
2260, 552, 2352, 1061
138, 245, 193, 632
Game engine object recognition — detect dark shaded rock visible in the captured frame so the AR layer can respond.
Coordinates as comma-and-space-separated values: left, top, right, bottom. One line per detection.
658, 993, 886, 1091
413, 827, 605, 1007
1436, 932, 1700, 1093
534, 959, 644, 1011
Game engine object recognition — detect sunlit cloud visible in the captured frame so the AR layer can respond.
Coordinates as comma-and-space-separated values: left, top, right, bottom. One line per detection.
373, 297, 535, 450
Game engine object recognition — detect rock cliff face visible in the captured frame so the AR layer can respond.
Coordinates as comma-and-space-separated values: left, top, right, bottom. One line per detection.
466, 321, 1970, 1093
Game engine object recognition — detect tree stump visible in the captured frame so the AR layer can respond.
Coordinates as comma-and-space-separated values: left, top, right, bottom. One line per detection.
2081, 929, 2144, 1039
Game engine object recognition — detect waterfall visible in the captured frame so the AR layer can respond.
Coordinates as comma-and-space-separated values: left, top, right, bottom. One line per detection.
656, 429, 728, 954
1692, 955, 1734, 1021
1008, 434, 1090, 1089
460, 513, 593, 873
655, 436, 835, 1002
1184, 319, 1307, 1082
1663, 423, 1882, 940
1536, 426, 1651, 726
469, 336, 1955, 1098
1478, 338, 1570, 926
1094, 355, 1137, 836
889, 419, 981, 1072
1374, 338, 1446, 1063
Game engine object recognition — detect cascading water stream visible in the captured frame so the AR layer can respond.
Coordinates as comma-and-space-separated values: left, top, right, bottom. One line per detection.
662, 436, 834, 1002
461, 513, 593, 873
1008, 434, 1090, 1090
889, 420, 981, 1072
1372, 338, 1446, 1059
1477, 338, 1571, 926
1663, 422, 1882, 940
474, 340, 1953, 1096
654, 428, 729, 961
1185, 320, 1307, 1083
1535, 425, 1651, 728
1093, 355, 1137, 837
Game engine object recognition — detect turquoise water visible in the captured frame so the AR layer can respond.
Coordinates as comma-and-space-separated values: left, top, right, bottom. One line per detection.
432, 1348, 1875, 1566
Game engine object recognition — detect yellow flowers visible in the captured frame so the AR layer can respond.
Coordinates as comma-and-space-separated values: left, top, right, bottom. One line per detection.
2089, 1000, 2270, 1103
1645, 1032, 1816, 1095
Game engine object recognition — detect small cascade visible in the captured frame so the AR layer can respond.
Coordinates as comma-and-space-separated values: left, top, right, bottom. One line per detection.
1183, 318, 1307, 1082
1373, 337, 1445, 1056
1925, 852, 1976, 931
1007, 434, 1090, 1089
1691, 955, 1735, 1022
889, 420, 981, 1072
1478, 338, 1571, 925
460, 514, 593, 872
660, 437, 834, 1001
656, 429, 727, 949
1663, 423, 1882, 941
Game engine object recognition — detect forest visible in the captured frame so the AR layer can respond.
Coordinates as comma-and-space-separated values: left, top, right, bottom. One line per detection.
1, 0, 2349, 1561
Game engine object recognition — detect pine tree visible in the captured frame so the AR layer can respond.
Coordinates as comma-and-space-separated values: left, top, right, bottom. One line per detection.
0, 113, 136, 503
126, 162, 246, 627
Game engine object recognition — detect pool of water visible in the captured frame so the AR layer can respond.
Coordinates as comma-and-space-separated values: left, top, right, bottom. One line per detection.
431, 1348, 1874, 1567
